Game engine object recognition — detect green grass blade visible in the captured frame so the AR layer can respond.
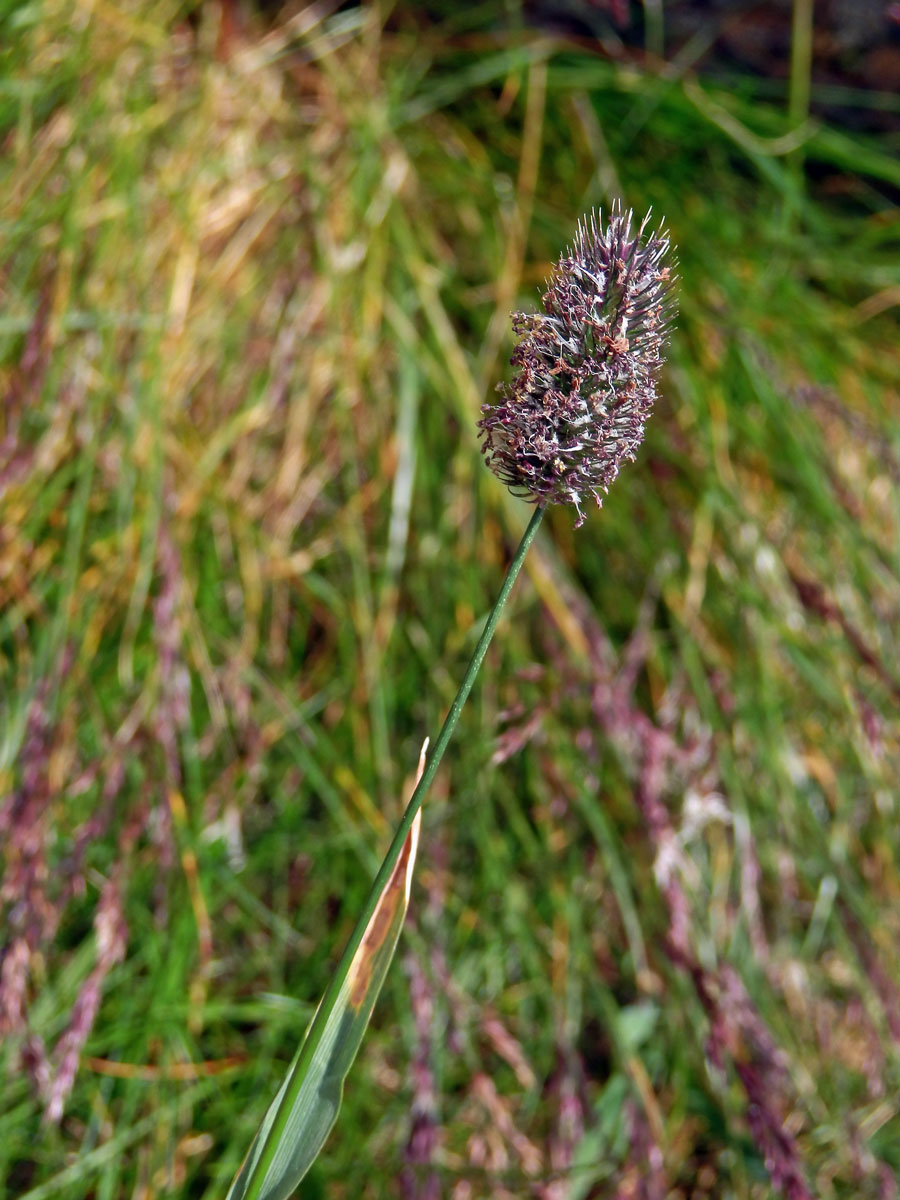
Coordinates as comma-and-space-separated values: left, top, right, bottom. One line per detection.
226, 749, 426, 1200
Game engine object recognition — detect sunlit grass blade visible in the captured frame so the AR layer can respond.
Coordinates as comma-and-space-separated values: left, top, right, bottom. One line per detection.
226, 744, 427, 1200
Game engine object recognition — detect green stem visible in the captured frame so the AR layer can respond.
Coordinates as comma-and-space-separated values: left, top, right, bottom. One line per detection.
783, 0, 813, 231
242, 503, 545, 1200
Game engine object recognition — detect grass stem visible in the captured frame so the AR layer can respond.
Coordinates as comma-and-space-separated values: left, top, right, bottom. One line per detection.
242, 502, 546, 1200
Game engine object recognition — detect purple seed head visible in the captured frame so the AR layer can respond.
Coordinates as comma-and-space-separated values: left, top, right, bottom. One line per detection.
479, 204, 676, 525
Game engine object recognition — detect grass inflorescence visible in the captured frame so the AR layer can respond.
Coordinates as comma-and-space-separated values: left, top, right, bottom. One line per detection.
480, 205, 675, 524
1, 3, 900, 1197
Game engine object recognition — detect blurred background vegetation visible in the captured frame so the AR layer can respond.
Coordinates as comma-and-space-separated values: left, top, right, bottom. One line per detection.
2, 1, 900, 1196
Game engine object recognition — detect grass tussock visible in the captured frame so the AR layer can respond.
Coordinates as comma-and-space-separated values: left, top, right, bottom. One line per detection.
2, 2, 900, 1197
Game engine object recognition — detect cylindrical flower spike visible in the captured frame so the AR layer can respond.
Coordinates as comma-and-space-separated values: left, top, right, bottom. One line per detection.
479, 204, 676, 525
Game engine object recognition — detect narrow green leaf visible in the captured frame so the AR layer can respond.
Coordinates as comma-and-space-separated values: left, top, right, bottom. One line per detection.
227, 746, 426, 1200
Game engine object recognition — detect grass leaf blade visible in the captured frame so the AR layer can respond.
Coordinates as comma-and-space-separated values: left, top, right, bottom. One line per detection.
227, 746, 426, 1200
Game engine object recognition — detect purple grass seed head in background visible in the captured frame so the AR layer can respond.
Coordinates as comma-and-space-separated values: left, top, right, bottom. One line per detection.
479, 204, 676, 525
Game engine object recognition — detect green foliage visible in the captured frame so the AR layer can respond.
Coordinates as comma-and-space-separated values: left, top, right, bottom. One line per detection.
2, 2, 899, 1197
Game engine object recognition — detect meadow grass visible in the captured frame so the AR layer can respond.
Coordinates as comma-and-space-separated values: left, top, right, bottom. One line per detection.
2, 3, 900, 1197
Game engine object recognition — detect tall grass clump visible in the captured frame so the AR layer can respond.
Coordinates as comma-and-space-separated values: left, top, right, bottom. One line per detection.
3, 3, 900, 1198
